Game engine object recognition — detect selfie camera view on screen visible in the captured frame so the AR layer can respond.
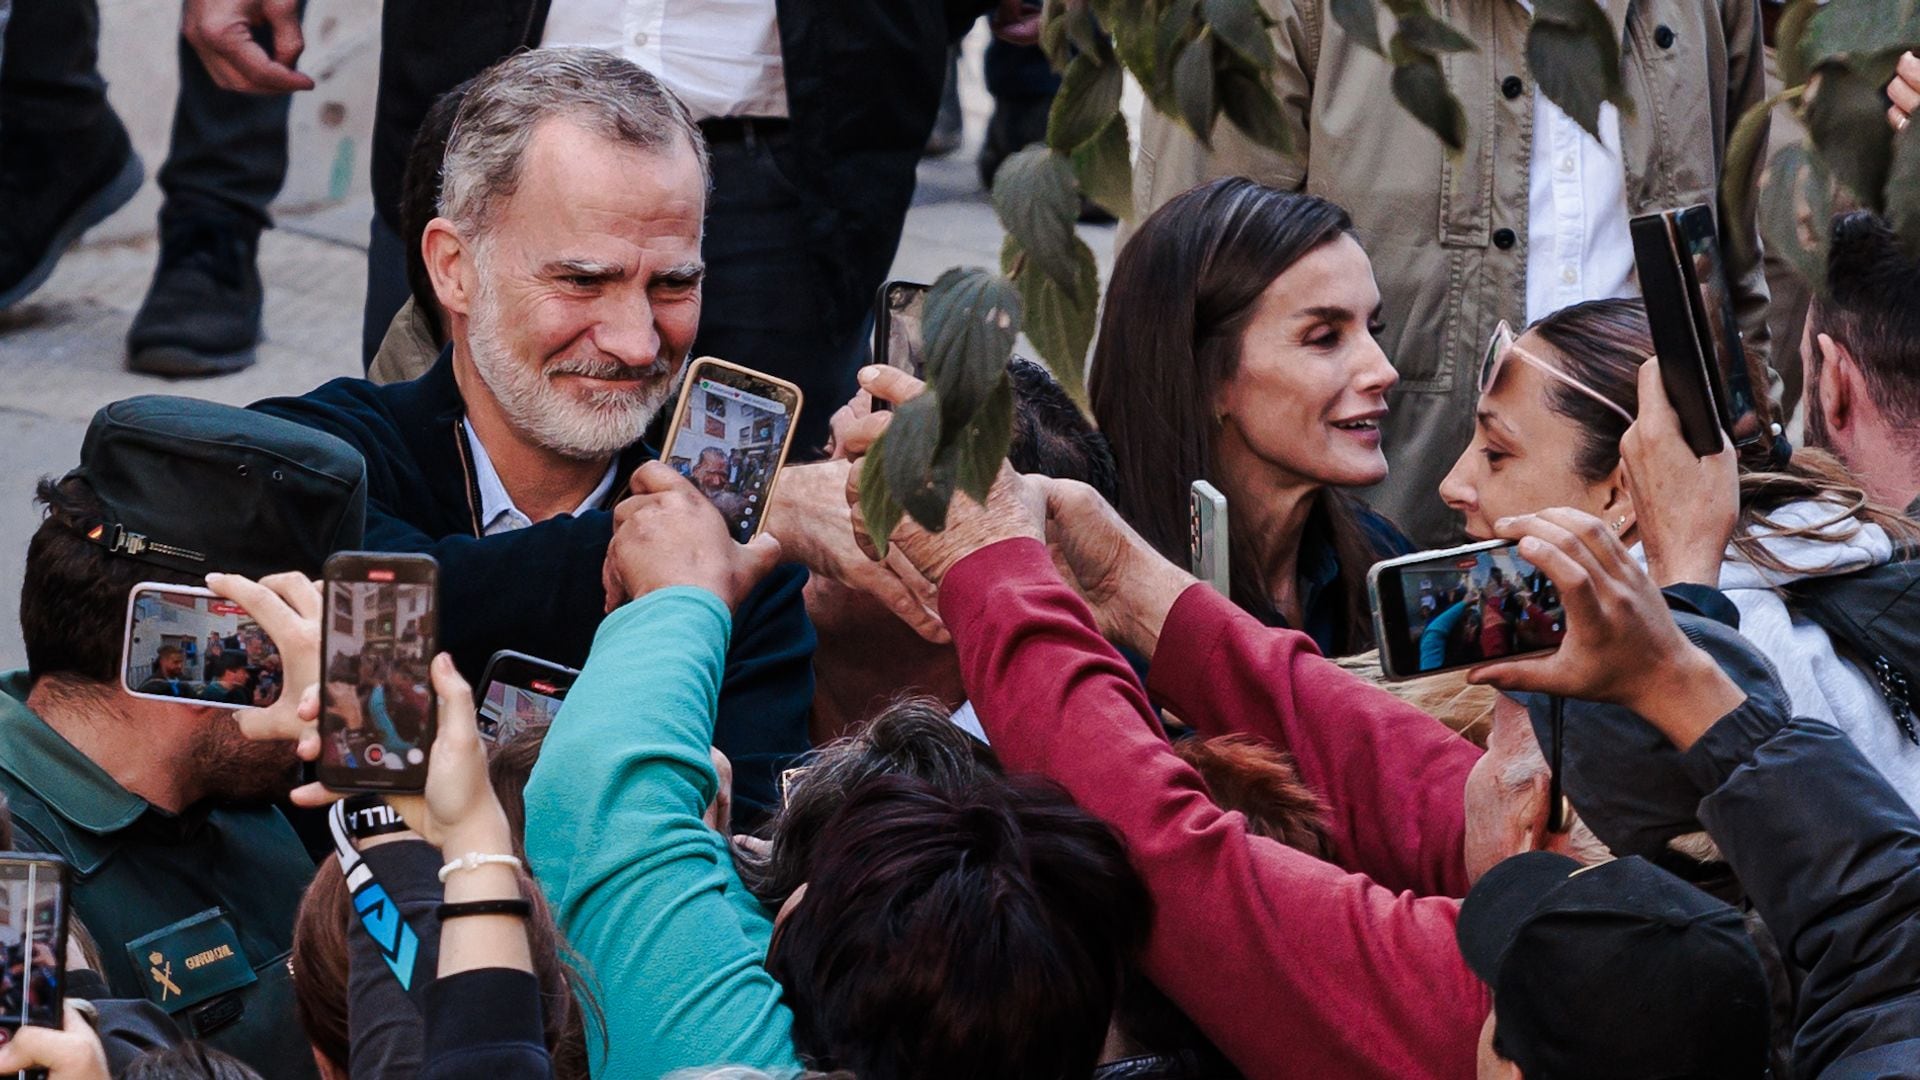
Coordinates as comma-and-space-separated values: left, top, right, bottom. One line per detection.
1373, 542, 1565, 679
0, 857, 68, 1031
666, 360, 800, 542
321, 558, 438, 791
122, 585, 285, 709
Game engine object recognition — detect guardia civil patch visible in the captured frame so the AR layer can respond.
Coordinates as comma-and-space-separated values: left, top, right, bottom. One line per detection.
125, 907, 257, 1012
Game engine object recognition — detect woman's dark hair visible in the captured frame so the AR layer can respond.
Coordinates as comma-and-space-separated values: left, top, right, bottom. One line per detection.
400, 78, 475, 343
767, 772, 1152, 1080
736, 696, 1001, 909
1089, 177, 1384, 648
1527, 297, 1920, 571
290, 853, 595, 1079
122, 1044, 262, 1080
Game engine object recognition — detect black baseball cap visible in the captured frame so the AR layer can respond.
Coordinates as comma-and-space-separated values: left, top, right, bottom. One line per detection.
1457, 852, 1770, 1080
62, 396, 367, 578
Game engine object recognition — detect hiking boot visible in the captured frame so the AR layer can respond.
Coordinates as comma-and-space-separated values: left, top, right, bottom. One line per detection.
0, 112, 144, 310
127, 217, 264, 376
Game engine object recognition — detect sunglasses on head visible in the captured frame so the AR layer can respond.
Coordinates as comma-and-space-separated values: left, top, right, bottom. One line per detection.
1478, 320, 1634, 426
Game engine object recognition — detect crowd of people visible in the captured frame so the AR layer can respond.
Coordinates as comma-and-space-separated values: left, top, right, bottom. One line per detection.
3, 6, 1920, 1080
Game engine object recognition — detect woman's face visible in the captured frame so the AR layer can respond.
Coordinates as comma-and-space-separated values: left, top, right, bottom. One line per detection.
1439, 331, 1618, 540
1213, 235, 1398, 491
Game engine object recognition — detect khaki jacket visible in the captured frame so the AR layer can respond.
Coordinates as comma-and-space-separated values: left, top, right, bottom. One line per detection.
1132, 0, 1770, 545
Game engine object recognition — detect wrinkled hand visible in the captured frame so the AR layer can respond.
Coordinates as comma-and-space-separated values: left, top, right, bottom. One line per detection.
1038, 477, 1194, 653
824, 389, 875, 461
207, 572, 326, 795
1889, 51, 1920, 131
384, 655, 512, 853
183, 0, 314, 93
0, 1002, 110, 1079
1619, 358, 1738, 587
842, 367, 1045, 585
767, 459, 947, 642
604, 462, 783, 612
1468, 508, 1745, 744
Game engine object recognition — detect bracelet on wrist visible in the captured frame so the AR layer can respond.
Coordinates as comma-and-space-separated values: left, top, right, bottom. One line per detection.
437, 898, 531, 921
439, 851, 524, 883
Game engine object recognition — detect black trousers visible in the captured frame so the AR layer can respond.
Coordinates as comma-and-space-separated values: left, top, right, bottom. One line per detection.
0, 0, 294, 231
361, 122, 871, 459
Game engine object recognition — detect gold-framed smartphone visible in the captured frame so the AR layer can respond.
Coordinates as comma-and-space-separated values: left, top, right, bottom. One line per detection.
660, 357, 804, 542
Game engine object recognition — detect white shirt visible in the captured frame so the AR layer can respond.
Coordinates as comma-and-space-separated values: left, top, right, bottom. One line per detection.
465, 421, 619, 536
541, 0, 789, 121
1517, 1, 1639, 322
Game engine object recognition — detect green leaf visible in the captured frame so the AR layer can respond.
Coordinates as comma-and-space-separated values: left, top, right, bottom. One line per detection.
1202, 0, 1278, 70
992, 147, 1083, 289
1388, 46, 1466, 151
1887, 113, 1920, 258
1329, 0, 1383, 54
921, 268, 1023, 432
1049, 50, 1125, 153
1151, 0, 1200, 115
951, 375, 1017, 504
1804, 62, 1896, 209
1758, 144, 1835, 293
1004, 234, 1101, 408
1070, 113, 1136, 220
1396, 11, 1473, 54
1721, 88, 1799, 267
1774, 0, 1820, 89
857, 435, 904, 558
1525, 0, 1626, 140
880, 391, 956, 532
1802, 0, 1920, 69
1173, 31, 1218, 143
1039, 0, 1074, 70
1066, 5, 1108, 59
1111, 7, 1162, 84
1218, 63, 1294, 155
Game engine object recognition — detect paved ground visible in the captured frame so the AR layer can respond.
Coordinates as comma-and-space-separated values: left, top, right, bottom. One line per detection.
0, 34, 1120, 668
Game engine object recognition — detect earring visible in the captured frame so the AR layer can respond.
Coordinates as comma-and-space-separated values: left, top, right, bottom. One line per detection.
1612, 516, 1627, 532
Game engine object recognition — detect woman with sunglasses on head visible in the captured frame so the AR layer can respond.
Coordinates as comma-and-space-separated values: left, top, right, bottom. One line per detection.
1440, 297, 1920, 810
1091, 178, 1414, 657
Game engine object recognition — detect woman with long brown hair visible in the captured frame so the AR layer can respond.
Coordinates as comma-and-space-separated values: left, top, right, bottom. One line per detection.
1091, 178, 1413, 656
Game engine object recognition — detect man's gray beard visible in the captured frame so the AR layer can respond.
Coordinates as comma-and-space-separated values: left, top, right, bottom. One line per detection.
466, 271, 673, 462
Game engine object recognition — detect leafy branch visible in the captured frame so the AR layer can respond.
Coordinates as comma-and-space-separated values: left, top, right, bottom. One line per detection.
859, 0, 1636, 551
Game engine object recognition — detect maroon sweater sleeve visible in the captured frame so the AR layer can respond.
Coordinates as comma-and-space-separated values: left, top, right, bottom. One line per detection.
1147, 582, 1481, 899
942, 539, 1485, 1079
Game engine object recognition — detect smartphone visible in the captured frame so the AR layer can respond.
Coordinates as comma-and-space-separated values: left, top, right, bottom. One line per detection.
476, 650, 579, 744
318, 552, 439, 793
1630, 210, 1727, 457
121, 584, 284, 711
1671, 204, 1767, 447
873, 280, 930, 380
0, 855, 69, 1034
1189, 480, 1229, 597
1369, 540, 1564, 681
660, 358, 803, 543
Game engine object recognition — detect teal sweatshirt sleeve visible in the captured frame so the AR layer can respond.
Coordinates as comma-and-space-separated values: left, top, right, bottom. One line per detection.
523, 587, 802, 1080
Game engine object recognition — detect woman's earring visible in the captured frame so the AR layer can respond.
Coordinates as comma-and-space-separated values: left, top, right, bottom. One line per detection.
1612, 516, 1627, 533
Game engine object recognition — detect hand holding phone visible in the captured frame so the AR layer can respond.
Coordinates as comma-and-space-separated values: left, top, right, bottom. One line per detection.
318, 553, 439, 794
606, 463, 785, 612
1618, 359, 1740, 588
1368, 539, 1565, 681
659, 358, 803, 542
1630, 210, 1727, 458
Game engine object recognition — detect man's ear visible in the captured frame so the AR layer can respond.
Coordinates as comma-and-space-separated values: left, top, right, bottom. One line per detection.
1816, 333, 1858, 437
421, 217, 475, 319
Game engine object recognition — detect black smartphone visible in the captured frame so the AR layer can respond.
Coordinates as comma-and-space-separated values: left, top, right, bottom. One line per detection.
0, 854, 69, 1035
1630, 209, 1727, 457
1369, 540, 1564, 681
871, 280, 930, 412
1672, 204, 1767, 448
660, 357, 804, 543
121, 584, 284, 711
318, 552, 439, 793
476, 650, 579, 744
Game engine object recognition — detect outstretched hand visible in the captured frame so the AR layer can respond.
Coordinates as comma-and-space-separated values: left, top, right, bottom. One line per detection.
1038, 477, 1195, 655
767, 458, 947, 642
1467, 508, 1745, 747
207, 571, 332, 804
182, 0, 315, 93
841, 367, 1045, 585
603, 461, 784, 613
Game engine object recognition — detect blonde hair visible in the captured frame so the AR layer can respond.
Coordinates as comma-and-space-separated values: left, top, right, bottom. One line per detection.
1334, 650, 1496, 747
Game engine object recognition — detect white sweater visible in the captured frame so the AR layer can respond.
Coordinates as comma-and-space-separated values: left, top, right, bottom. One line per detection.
1636, 500, 1920, 817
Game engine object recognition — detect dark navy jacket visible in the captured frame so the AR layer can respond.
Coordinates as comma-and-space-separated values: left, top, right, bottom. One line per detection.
253, 351, 815, 819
